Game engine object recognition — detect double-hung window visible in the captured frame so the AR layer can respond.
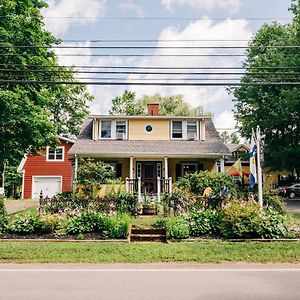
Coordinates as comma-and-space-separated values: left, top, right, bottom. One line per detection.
101, 120, 112, 138
47, 147, 64, 161
172, 121, 183, 139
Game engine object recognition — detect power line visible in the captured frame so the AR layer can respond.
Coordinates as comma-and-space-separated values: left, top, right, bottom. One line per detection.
0, 15, 292, 21
1, 63, 299, 70
0, 79, 299, 86
1, 45, 300, 49
1, 68, 299, 76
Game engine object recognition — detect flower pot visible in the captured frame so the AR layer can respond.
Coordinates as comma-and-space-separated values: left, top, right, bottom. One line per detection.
142, 205, 156, 215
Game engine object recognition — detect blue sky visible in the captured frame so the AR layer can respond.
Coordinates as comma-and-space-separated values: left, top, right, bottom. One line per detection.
42, 0, 293, 130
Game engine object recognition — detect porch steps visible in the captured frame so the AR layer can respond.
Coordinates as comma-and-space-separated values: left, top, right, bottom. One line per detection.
129, 225, 167, 242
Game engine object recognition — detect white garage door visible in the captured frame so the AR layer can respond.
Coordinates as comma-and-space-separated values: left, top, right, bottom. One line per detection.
32, 176, 62, 199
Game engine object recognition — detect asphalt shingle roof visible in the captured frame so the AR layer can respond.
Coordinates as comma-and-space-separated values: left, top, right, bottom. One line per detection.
70, 117, 230, 157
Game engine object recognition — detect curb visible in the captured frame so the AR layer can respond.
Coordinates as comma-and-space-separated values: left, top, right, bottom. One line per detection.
168, 238, 300, 243
0, 239, 129, 243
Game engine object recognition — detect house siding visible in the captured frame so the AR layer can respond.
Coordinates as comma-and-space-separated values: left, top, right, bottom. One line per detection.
22, 140, 73, 199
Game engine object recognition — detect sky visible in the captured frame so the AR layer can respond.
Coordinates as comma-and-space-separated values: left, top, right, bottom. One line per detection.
41, 0, 293, 130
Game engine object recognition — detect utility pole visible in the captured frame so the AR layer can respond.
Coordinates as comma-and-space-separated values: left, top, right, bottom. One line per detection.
255, 126, 264, 208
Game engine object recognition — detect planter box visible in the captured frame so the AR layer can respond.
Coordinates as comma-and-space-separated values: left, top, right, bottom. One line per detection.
142, 205, 156, 215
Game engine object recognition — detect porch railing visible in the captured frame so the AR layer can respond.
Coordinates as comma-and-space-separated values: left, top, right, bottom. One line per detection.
126, 177, 172, 202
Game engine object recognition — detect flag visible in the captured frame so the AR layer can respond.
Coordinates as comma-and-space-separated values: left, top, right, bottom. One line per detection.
250, 133, 257, 188
232, 159, 243, 177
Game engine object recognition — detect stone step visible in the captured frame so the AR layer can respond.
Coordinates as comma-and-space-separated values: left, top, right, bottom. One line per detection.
131, 226, 165, 235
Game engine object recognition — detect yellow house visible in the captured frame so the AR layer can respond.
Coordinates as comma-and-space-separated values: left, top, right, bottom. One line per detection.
70, 104, 230, 200
225, 143, 291, 188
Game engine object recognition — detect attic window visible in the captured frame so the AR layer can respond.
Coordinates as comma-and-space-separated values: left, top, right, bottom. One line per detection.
46, 146, 64, 161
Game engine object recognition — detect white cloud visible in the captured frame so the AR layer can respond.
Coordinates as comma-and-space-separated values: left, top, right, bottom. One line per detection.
214, 110, 236, 129
119, 0, 144, 17
42, 0, 106, 36
162, 0, 241, 12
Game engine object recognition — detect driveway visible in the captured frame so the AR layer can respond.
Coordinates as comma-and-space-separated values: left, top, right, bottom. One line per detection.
284, 198, 300, 213
4, 200, 39, 215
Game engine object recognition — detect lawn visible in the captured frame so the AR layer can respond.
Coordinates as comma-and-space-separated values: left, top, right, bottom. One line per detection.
0, 241, 300, 263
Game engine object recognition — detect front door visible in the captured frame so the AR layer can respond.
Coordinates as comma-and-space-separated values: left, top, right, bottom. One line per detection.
137, 161, 162, 194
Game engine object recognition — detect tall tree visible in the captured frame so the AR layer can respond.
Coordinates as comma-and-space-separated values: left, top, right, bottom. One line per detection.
110, 91, 211, 116
229, 0, 300, 176
0, 0, 92, 167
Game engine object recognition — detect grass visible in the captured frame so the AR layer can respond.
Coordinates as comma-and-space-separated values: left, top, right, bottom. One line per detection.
8, 207, 38, 222
131, 215, 163, 227
0, 241, 300, 263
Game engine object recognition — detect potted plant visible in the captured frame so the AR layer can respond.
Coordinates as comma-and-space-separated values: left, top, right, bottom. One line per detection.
142, 201, 156, 215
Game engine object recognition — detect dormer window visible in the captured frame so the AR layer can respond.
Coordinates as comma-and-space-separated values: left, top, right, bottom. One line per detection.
46, 146, 64, 161
99, 120, 127, 140
171, 120, 199, 140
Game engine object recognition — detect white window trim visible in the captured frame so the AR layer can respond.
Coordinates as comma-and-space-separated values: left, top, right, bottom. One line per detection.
31, 175, 63, 199
170, 120, 199, 140
99, 120, 128, 140
46, 146, 65, 162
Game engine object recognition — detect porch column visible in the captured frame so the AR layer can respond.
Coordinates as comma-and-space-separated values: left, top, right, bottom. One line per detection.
219, 158, 225, 173
129, 156, 134, 179
164, 156, 168, 179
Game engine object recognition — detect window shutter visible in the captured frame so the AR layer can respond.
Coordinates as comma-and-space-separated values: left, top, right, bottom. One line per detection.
176, 163, 182, 180
116, 163, 122, 179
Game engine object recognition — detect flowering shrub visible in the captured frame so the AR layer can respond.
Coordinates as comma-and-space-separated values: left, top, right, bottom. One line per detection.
8, 214, 42, 235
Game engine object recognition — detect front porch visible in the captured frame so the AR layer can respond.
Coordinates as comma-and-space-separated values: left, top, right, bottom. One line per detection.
73, 155, 224, 201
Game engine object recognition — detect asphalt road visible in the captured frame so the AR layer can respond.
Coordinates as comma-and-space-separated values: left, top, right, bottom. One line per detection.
0, 264, 300, 300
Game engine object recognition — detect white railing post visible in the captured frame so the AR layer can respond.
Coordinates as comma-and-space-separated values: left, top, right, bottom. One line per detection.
157, 177, 161, 202
125, 177, 129, 193
138, 177, 142, 202
169, 177, 172, 194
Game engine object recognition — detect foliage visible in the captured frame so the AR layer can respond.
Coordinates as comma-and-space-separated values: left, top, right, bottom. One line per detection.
175, 171, 238, 198
0, 0, 92, 167
77, 159, 115, 197
263, 188, 286, 214
229, 0, 300, 177
8, 214, 42, 235
109, 91, 211, 116
166, 217, 189, 239
0, 196, 8, 233
109, 90, 144, 115
113, 192, 139, 215
219, 131, 240, 144
220, 201, 292, 239
40, 214, 63, 234
189, 209, 223, 236
3, 165, 22, 198
64, 212, 130, 238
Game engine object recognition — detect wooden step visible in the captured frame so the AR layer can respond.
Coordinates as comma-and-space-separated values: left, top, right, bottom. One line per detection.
130, 233, 166, 242
129, 225, 166, 242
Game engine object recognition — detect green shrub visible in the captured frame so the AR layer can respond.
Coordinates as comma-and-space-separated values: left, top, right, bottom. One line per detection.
107, 214, 131, 239
189, 209, 222, 236
64, 211, 106, 235
263, 189, 286, 214
166, 217, 189, 239
8, 214, 42, 235
0, 196, 8, 233
220, 201, 293, 239
40, 215, 62, 234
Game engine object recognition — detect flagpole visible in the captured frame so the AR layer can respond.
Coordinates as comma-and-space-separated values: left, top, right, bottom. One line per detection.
256, 126, 263, 208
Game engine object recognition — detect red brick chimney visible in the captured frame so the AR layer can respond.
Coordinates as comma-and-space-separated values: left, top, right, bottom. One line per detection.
147, 103, 160, 116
